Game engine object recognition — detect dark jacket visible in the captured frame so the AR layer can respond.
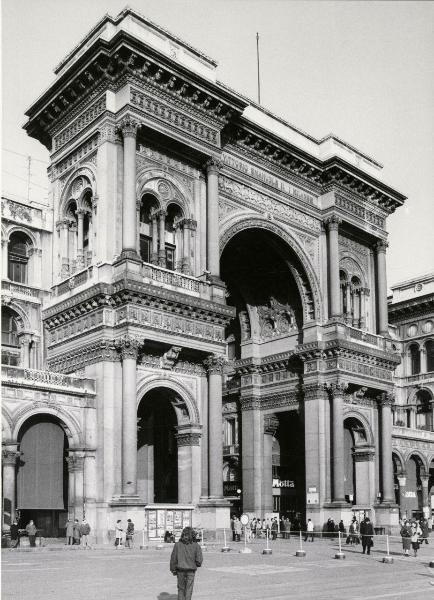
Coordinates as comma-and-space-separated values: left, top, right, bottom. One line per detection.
10, 524, 19, 540
360, 520, 374, 539
170, 541, 203, 573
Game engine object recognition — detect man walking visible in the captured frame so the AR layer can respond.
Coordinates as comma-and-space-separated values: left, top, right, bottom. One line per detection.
25, 520, 37, 547
80, 519, 91, 548
304, 518, 314, 542
170, 527, 203, 600
360, 517, 374, 555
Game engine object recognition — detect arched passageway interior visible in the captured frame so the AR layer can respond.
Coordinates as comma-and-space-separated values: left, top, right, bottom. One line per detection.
17, 415, 68, 536
221, 228, 306, 360
343, 417, 371, 506
137, 388, 179, 503
271, 412, 305, 519
403, 456, 424, 519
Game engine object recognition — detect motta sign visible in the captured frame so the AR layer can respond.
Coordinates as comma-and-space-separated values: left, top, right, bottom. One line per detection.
404, 491, 416, 498
273, 479, 295, 488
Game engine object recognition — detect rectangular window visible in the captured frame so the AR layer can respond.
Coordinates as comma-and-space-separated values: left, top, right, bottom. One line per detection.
165, 244, 175, 271
140, 235, 152, 264
8, 258, 27, 283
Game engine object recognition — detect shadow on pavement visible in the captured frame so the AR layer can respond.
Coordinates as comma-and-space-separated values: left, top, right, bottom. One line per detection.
157, 593, 177, 600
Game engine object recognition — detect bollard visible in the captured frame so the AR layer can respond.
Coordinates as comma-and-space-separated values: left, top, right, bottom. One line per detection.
221, 528, 230, 552
296, 530, 306, 557
262, 528, 272, 555
156, 534, 164, 550
240, 525, 252, 554
382, 535, 393, 564
334, 530, 345, 559
140, 528, 146, 550
429, 561, 434, 568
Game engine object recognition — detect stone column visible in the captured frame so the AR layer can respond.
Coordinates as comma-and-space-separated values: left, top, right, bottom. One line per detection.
205, 159, 221, 279
116, 336, 140, 496
119, 118, 139, 257
19, 334, 31, 369
420, 475, 430, 517
67, 452, 85, 520
327, 382, 346, 502
158, 210, 167, 267
304, 383, 328, 506
397, 474, 407, 518
57, 219, 70, 278
263, 415, 279, 514
204, 355, 225, 498
2, 446, 19, 528
375, 240, 389, 336
379, 392, 395, 503
360, 288, 369, 329
2, 239, 9, 279
176, 430, 201, 504
353, 447, 375, 506
420, 348, 427, 374
240, 396, 263, 515
76, 209, 85, 268
325, 216, 342, 319
151, 213, 159, 264
182, 219, 196, 275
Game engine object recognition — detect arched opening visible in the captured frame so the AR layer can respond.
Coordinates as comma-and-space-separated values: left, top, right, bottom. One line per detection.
17, 414, 69, 537
350, 276, 362, 328
415, 390, 433, 431
165, 203, 183, 271
221, 228, 305, 361
426, 339, 434, 372
8, 231, 33, 284
340, 270, 349, 319
409, 344, 420, 375
139, 193, 159, 264
343, 417, 371, 506
403, 455, 424, 520
137, 387, 180, 503
271, 412, 305, 520
1, 306, 21, 366
393, 453, 404, 507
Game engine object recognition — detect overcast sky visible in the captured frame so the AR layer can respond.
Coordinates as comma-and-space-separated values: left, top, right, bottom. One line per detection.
2, 0, 433, 288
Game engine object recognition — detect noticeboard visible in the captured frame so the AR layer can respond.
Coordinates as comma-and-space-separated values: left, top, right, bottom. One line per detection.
145, 505, 193, 540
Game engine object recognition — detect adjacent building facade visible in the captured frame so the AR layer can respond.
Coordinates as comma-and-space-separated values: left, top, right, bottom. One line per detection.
2, 8, 433, 542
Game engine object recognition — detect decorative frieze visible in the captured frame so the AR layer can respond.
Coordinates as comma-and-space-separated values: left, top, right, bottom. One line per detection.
4, 199, 32, 222
303, 382, 328, 401
240, 396, 262, 411
175, 432, 201, 446
54, 96, 106, 151
137, 144, 198, 180
261, 391, 299, 411
219, 175, 321, 233
130, 88, 219, 147
53, 135, 99, 179
334, 193, 385, 229
46, 339, 120, 373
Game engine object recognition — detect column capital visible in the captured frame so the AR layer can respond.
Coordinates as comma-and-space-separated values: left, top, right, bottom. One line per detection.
204, 354, 226, 374
264, 414, 279, 436
374, 239, 389, 253
324, 215, 342, 231
205, 157, 222, 174
115, 335, 141, 360
153, 208, 167, 219
303, 382, 328, 401
66, 452, 85, 472
118, 117, 140, 138
175, 432, 201, 446
378, 391, 395, 407
75, 208, 87, 217
325, 380, 349, 398
2, 448, 20, 465
181, 218, 197, 231
353, 446, 375, 462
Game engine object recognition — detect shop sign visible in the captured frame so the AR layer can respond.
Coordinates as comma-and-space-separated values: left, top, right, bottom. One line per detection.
273, 479, 295, 488
404, 491, 416, 498
223, 482, 241, 496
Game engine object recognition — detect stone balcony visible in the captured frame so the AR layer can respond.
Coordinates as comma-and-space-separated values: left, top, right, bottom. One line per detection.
2, 365, 96, 395
223, 444, 239, 457
2, 280, 42, 304
392, 425, 434, 443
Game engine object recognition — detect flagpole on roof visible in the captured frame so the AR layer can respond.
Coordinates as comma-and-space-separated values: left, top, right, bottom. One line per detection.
256, 32, 261, 105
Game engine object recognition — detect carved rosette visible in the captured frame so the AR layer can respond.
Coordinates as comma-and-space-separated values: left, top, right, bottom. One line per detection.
303, 382, 328, 402
263, 414, 279, 436
203, 354, 226, 374
205, 157, 222, 174
324, 215, 342, 231
378, 391, 395, 408
240, 396, 261, 411
175, 432, 201, 447
118, 117, 140, 139
115, 336, 141, 361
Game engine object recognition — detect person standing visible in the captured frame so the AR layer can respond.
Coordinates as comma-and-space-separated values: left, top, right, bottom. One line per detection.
400, 520, 412, 556
304, 518, 314, 542
421, 518, 430, 545
233, 516, 242, 542
411, 521, 422, 557
125, 518, 134, 548
271, 518, 278, 541
26, 520, 37, 547
10, 520, 20, 548
115, 519, 124, 548
360, 517, 374, 555
73, 519, 81, 545
65, 519, 74, 545
80, 519, 91, 548
170, 527, 203, 600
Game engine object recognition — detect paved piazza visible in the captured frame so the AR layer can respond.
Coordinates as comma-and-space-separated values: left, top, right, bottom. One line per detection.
2, 538, 434, 600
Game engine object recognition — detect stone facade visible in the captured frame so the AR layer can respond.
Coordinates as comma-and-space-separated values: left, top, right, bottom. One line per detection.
2, 8, 431, 541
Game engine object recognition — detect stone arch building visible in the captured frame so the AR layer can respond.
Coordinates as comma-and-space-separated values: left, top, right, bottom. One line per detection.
2, 8, 432, 542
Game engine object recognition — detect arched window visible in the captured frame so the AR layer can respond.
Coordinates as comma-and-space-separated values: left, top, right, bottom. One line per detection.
165, 203, 183, 271
351, 276, 362, 328
409, 344, 421, 375
1, 307, 20, 366
139, 194, 158, 264
8, 231, 32, 283
340, 270, 348, 317
426, 340, 434, 372
415, 390, 433, 431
